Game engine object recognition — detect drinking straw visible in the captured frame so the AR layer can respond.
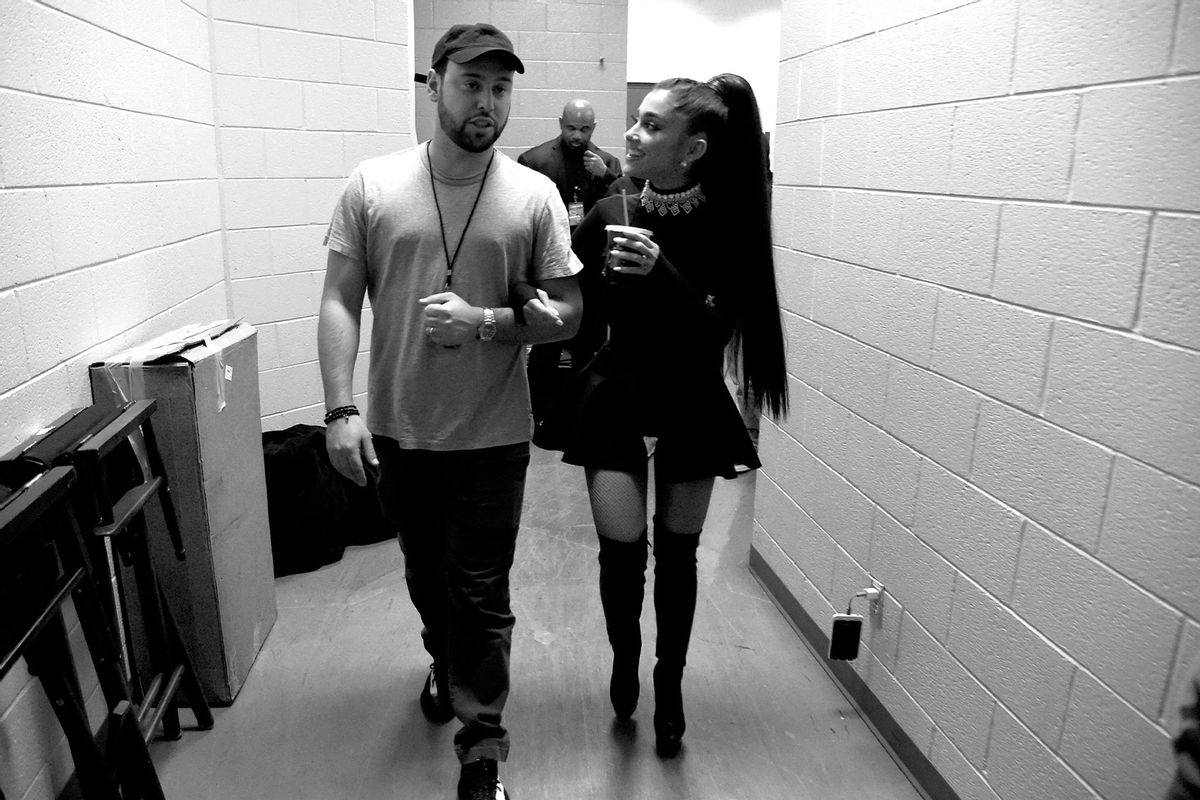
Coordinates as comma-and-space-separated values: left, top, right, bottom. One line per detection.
622, 190, 630, 227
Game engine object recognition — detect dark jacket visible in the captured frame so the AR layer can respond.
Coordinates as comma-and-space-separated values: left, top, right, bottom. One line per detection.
517, 138, 622, 221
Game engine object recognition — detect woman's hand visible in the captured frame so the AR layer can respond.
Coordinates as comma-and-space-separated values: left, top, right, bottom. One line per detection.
522, 288, 564, 328
610, 231, 660, 276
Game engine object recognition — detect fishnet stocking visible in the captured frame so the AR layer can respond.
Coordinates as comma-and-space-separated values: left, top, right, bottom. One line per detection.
586, 467, 716, 542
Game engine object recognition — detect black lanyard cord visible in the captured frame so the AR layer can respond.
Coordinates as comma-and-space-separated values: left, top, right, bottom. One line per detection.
428, 141, 496, 290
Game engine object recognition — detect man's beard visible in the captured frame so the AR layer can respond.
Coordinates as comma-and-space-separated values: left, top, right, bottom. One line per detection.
439, 100, 505, 153
561, 137, 588, 154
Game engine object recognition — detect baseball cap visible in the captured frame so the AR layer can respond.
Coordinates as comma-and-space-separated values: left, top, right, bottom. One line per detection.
431, 23, 525, 74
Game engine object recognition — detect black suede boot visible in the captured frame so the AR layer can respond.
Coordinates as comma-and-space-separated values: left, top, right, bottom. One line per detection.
597, 531, 649, 720
652, 527, 701, 758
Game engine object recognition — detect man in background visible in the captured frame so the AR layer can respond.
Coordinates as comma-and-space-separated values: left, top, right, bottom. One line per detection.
518, 98, 622, 230
519, 100, 621, 446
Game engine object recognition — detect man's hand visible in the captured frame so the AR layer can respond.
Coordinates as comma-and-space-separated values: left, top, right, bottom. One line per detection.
583, 150, 607, 178
325, 414, 377, 487
523, 288, 565, 329
419, 291, 482, 346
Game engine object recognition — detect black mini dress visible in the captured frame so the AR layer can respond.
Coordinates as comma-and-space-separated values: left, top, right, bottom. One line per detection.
556, 190, 759, 481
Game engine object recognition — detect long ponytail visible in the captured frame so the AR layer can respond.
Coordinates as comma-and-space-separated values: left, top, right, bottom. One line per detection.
706, 73, 788, 421
653, 75, 789, 421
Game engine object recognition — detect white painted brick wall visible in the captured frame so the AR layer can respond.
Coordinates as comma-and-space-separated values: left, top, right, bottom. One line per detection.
1176, 0, 1200, 72
1141, 214, 1200, 349
928, 729, 1002, 800
871, 513, 957, 642
1012, 0, 1177, 92
863, 650, 937, 756
839, 26, 913, 114
949, 95, 1079, 200
885, 362, 980, 477
994, 203, 1149, 327
1072, 79, 1200, 209
1014, 519, 1182, 716
972, 401, 1113, 549
818, 330, 891, 424
1044, 321, 1200, 483
988, 707, 1099, 800
762, 2, 1199, 798
828, 191, 903, 270
1060, 670, 1179, 800
931, 292, 1051, 412
948, 577, 1074, 744
1102, 458, 1200, 620
756, 476, 837, 596
813, 261, 939, 366
894, 196, 999, 295
865, 106, 955, 194
907, 0, 1016, 107
0, 0, 228, 794
913, 464, 1022, 599
894, 611, 996, 765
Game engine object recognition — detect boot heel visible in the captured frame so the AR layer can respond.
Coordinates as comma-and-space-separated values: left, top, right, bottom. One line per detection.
653, 662, 685, 757
610, 652, 639, 720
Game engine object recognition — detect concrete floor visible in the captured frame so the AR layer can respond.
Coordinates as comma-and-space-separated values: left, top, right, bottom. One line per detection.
151, 446, 926, 799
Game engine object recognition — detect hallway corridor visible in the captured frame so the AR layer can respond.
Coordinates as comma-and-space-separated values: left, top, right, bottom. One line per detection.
151, 447, 926, 799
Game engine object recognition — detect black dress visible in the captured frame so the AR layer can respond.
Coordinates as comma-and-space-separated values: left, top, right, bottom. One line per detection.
557, 190, 759, 481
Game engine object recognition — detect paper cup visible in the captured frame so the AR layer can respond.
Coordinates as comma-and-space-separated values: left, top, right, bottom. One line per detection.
604, 224, 654, 272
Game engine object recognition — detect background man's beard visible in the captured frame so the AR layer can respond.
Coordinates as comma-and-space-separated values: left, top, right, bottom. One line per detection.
439, 103, 504, 152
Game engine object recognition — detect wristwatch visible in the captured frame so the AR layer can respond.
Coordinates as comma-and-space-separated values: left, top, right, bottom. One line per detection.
477, 307, 496, 341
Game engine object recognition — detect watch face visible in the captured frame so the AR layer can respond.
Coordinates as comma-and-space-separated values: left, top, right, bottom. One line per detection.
480, 310, 497, 341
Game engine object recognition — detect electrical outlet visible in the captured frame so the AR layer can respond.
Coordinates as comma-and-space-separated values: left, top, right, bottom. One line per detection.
869, 579, 884, 615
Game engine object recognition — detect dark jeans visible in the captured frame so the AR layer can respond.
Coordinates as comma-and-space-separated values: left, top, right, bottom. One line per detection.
373, 437, 530, 763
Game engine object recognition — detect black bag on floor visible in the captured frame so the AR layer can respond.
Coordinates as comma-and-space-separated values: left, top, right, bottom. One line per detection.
261, 424, 394, 577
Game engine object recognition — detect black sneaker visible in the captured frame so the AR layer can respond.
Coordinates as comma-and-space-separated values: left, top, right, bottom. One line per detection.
419, 663, 454, 724
457, 758, 509, 800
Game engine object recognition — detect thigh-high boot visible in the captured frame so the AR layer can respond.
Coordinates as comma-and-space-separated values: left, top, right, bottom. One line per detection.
597, 530, 649, 720
652, 525, 701, 757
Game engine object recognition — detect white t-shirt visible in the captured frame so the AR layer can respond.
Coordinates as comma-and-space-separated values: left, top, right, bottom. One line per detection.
324, 145, 582, 450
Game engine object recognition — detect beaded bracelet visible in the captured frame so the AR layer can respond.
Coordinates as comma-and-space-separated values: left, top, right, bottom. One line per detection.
323, 404, 360, 425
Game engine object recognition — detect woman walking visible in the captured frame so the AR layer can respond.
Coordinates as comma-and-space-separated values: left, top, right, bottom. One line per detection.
559, 73, 788, 757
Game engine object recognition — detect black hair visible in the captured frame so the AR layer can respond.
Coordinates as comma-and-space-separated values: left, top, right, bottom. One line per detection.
652, 74, 789, 421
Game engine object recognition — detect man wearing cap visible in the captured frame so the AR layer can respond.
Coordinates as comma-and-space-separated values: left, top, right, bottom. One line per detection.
318, 22, 581, 800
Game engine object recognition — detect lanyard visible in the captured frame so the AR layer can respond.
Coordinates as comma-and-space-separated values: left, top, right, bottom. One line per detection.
428, 142, 496, 290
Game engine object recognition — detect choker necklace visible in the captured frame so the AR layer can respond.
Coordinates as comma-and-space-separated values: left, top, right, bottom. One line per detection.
641, 182, 706, 216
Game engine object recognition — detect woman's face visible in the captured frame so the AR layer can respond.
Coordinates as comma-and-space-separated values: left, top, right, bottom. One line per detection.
623, 88, 694, 187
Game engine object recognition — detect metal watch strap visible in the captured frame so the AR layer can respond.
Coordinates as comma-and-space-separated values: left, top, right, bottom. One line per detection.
478, 307, 496, 341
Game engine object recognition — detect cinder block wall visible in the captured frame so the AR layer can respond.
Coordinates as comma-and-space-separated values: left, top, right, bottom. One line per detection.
1, 3, 222, 797
413, 0, 629, 163
758, 2, 1200, 800
210, 0, 413, 430
0, 0, 225, 454
0, 1, 411, 795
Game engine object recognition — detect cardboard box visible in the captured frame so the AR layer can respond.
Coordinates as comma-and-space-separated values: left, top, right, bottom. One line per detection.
90, 321, 276, 704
